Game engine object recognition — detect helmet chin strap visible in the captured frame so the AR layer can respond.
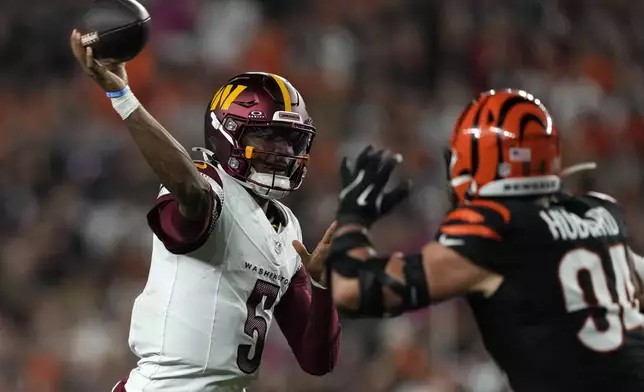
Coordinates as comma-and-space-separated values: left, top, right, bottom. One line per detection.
247, 167, 291, 200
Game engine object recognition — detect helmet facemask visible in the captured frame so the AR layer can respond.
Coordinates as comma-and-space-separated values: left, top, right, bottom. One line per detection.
229, 125, 313, 199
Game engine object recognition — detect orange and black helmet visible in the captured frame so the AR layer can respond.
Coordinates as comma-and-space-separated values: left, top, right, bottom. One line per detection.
447, 89, 561, 204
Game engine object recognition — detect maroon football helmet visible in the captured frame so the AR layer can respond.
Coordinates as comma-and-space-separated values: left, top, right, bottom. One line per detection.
202, 72, 315, 199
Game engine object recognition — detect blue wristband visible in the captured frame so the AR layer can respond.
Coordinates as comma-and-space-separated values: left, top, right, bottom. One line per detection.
106, 86, 130, 98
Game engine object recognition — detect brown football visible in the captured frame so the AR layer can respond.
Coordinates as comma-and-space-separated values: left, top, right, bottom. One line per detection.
78, 0, 151, 62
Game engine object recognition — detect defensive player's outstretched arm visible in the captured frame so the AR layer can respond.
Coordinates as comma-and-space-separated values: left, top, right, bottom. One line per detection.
329, 219, 499, 316
327, 145, 499, 317
70, 30, 211, 220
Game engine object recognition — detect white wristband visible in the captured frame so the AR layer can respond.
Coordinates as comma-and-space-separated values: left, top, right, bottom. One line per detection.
110, 87, 141, 120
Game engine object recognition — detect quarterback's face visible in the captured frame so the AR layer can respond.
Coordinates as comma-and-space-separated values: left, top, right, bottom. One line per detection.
242, 127, 298, 176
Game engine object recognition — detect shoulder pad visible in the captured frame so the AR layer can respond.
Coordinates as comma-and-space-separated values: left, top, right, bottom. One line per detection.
156, 161, 224, 202
467, 199, 511, 222
193, 160, 223, 188
440, 199, 511, 241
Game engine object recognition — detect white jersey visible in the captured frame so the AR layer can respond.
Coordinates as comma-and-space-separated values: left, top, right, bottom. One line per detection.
126, 164, 302, 392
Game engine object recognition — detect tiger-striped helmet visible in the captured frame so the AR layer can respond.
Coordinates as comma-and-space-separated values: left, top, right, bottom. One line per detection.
447, 89, 561, 203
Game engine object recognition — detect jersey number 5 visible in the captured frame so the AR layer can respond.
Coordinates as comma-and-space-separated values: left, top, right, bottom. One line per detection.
558, 244, 644, 352
236, 279, 280, 374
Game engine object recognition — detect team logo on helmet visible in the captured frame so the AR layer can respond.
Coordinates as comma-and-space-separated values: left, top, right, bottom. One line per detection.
448, 89, 561, 203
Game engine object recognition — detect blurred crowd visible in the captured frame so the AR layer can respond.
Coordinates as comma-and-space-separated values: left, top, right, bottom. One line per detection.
2, 0, 644, 391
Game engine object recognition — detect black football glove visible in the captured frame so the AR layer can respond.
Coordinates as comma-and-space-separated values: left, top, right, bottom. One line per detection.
336, 145, 411, 228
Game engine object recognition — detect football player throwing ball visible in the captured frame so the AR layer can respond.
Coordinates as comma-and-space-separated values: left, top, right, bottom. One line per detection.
70, 31, 341, 392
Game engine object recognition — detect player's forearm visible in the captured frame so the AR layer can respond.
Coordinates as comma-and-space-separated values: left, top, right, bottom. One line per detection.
329, 225, 431, 316
275, 272, 341, 375
330, 254, 412, 313
124, 107, 210, 218
297, 286, 341, 375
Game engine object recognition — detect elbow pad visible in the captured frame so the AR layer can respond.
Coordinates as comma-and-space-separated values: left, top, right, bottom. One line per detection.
400, 253, 430, 310
329, 243, 430, 317
356, 253, 430, 317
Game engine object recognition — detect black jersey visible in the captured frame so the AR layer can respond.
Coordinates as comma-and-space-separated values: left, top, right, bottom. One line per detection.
437, 193, 644, 392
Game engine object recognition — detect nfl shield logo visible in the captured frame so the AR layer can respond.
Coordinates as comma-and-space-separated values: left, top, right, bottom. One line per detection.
274, 239, 283, 255
509, 147, 531, 162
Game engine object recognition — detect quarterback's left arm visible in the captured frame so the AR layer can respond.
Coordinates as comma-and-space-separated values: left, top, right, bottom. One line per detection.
274, 266, 341, 375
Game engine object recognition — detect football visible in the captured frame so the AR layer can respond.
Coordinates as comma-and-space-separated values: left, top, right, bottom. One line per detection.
78, 0, 151, 63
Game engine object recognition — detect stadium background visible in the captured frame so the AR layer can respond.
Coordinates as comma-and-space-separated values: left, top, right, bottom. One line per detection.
2, 0, 644, 391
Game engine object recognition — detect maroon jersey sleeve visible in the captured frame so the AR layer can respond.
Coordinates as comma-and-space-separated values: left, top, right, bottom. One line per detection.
146, 161, 224, 254
274, 266, 342, 375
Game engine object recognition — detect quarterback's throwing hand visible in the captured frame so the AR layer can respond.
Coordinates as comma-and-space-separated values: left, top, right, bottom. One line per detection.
336, 145, 410, 228
69, 29, 128, 93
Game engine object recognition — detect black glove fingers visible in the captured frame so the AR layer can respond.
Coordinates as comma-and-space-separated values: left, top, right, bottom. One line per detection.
374, 153, 402, 187
337, 145, 410, 228
380, 180, 411, 215
365, 149, 387, 174
355, 145, 374, 170
340, 156, 353, 185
